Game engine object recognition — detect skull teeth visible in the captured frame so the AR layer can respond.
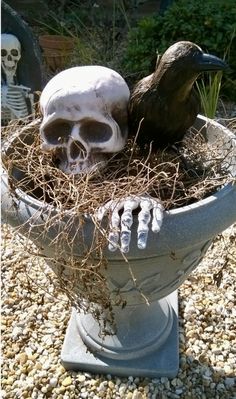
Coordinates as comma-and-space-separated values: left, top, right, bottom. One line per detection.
3, 63, 16, 71
60, 153, 109, 175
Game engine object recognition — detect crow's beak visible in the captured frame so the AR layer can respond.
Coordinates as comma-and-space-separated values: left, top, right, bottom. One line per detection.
195, 53, 227, 72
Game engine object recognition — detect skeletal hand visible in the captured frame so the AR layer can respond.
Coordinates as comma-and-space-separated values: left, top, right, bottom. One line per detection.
96, 196, 164, 253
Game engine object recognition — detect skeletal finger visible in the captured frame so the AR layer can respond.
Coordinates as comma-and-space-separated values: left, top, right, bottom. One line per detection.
108, 204, 123, 252
95, 200, 123, 251
151, 201, 164, 233
96, 199, 124, 221
96, 200, 114, 221
120, 198, 139, 253
108, 230, 120, 251
137, 199, 152, 249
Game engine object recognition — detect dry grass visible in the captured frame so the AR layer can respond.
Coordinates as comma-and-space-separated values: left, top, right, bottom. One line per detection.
2, 117, 234, 212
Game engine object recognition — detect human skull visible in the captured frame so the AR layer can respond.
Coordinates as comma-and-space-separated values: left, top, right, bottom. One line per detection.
1, 34, 21, 84
40, 66, 130, 174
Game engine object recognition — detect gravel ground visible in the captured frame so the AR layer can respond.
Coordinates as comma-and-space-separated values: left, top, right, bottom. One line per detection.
1, 223, 235, 399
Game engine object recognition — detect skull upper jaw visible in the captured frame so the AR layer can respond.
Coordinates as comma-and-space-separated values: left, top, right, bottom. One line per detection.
55, 148, 111, 175
2, 61, 17, 72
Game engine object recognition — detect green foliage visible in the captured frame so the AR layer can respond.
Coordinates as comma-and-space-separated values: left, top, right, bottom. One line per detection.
38, 12, 75, 37
123, 0, 236, 99
196, 72, 223, 118
38, 3, 131, 70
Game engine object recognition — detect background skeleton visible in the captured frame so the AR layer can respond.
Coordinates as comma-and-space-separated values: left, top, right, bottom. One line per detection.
1, 33, 34, 124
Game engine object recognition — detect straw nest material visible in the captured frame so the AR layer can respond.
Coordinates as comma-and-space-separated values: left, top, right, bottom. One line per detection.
1, 116, 235, 321
2, 117, 234, 210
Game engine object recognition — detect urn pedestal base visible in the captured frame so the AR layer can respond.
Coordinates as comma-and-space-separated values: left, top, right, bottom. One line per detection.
61, 291, 178, 378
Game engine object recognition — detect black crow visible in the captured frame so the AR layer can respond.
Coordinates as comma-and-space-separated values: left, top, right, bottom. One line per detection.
128, 41, 227, 149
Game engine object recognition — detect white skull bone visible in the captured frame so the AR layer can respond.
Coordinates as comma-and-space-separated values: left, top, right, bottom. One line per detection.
40, 66, 130, 174
1, 33, 21, 84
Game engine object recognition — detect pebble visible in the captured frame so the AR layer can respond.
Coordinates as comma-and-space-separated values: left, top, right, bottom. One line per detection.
108, 380, 115, 389
132, 390, 143, 399
78, 374, 86, 383
225, 378, 235, 388
61, 376, 72, 387
11, 326, 23, 339
175, 388, 183, 394
1, 224, 236, 399
49, 377, 58, 387
16, 352, 28, 364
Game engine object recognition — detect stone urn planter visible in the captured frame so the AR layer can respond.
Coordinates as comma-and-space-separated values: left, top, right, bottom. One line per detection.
39, 35, 76, 71
1, 115, 236, 378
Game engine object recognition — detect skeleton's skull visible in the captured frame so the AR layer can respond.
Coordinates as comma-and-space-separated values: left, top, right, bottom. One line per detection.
40, 66, 130, 174
1, 34, 21, 84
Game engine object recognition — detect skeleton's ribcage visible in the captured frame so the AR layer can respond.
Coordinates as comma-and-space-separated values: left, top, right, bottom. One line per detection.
1, 87, 30, 121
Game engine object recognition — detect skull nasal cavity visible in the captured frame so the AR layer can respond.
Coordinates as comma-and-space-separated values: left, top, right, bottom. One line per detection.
80, 120, 112, 142
44, 119, 72, 145
70, 141, 87, 159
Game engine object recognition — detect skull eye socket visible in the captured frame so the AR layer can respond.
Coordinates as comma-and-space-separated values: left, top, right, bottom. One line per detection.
1, 49, 7, 57
70, 140, 86, 159
43, 119, 72, 145
11, 49, 19, 57
80, 119, 112, 142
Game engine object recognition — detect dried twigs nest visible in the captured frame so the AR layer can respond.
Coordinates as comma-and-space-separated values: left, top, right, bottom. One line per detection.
3, 117, 234, 210
1, 117, 235, 320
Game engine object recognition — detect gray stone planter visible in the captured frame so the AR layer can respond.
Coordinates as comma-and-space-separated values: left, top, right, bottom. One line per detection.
1, 115, 236, 378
